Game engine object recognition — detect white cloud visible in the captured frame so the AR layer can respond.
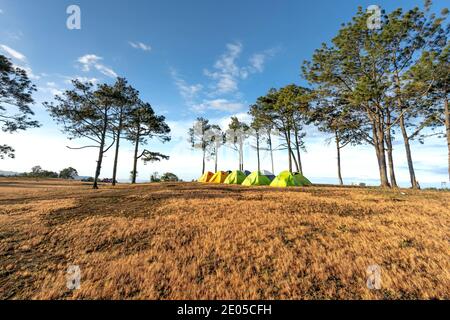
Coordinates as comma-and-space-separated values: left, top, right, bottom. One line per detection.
214, 42, 243, 76
249, 53, 265, 72
192, 99, 245, 113
204, 42, 244, 94
63, 76, 99, 85
78, 54, 101, 71
95, 64, 118, 78
36, 81, 65, 97
171, 69, 246, 114
171, 42, 277, 114
0, 44, 26, 62
170, 69, 203, 103
129, 41, 152, 52
77, 54, 118, 78
0, 45, 42, 80
204, 42, 277, 95
38, 86, 63, 97
16, 65, 40, 80
248, 47, 279, 73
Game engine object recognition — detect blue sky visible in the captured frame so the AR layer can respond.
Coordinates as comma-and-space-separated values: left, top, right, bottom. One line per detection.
0, 0, 449, 187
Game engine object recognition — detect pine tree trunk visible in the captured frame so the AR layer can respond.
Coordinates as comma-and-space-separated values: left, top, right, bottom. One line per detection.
93, 142, 104, 190
379, 139, 390, 188
374, 122, 390, 188
335, 131, 343, 186
239, 142, 244, 171
293, 124, 303, 174
290, 146, 300, 173
399, 114, 419, 189
112, 113, 123, 186
385, 125, 398, 188
444, 96, 450, 182
131, 133, 140, 184
256, 131, 261, 172
202, 148, 206, 174
93, 110, 108, 189
394, 73, 418, 189
286, 130, 292, 172
268, 131, 274, 174
377, 144, 390, 188
215, 148, 218, 173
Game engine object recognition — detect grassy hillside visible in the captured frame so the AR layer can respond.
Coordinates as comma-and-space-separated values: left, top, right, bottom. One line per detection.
0, 178, 449, 299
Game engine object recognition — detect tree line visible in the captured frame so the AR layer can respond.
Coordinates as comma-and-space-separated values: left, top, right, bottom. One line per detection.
189, 1, 449, 188
1, 55, 171, 189
43, 78, 171, 189
302, 2, 449, 188
1, 1, 449, 189
1, 165, 181, 183
188, 85, 311, 178
0, 166, 78, 179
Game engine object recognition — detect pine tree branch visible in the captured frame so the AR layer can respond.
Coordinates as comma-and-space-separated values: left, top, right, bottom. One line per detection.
66, 145, 99, 150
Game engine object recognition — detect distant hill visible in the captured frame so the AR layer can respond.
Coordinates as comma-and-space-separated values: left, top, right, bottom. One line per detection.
0, 171, 96, 180
0, 170, 22, 176
73, 176, 92, 181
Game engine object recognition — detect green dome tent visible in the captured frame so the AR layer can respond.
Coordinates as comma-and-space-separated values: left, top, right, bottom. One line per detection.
261, 170, 275, 181
223, 170, 247, 185
242, 171, 272, 186
293, 172, 312, 186
270, 171, 312, 187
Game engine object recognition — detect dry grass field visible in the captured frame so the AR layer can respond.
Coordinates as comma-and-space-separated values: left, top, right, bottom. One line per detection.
0, 178, 449, 300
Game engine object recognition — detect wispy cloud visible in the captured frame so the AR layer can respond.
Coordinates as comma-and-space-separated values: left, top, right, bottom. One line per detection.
172, 42, 277, 114
204, 42, 277, 95
38, 82, 64, 97
0, 44, 41, 80
171, 69, 244, 113
204, 42, 243, 94
129, 41, 152, 52
77, 54, 118, 78
249, 47, 279, 73
192, 99, 245, 113
170, 69, 203, 104
64, 76, 99, 85
0, 44, 26, 62
19, 66, 40, 80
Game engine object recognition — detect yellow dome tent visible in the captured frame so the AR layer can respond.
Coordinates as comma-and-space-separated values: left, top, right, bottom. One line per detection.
198, 171, 214, 183
209, 171, 229, 183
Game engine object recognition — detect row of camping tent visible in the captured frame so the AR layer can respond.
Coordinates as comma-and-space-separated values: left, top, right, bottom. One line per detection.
198, 170, 312, 187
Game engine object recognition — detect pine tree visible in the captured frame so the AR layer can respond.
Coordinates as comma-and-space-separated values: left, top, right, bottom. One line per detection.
45, 80, 117, 189
0, 54, 40, 159
126, 101, 170, 184
188, 117, 213, 174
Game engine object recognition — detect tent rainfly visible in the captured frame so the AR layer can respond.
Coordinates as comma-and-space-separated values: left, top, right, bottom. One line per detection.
242, 171, 272, 186
224, 170, 247, 185
209, 171, 229, 183
270, 171, 312, 187
198, 171, 214, 183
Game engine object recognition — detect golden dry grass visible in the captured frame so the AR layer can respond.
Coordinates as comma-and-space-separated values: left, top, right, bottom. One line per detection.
0, 178, 449, 300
